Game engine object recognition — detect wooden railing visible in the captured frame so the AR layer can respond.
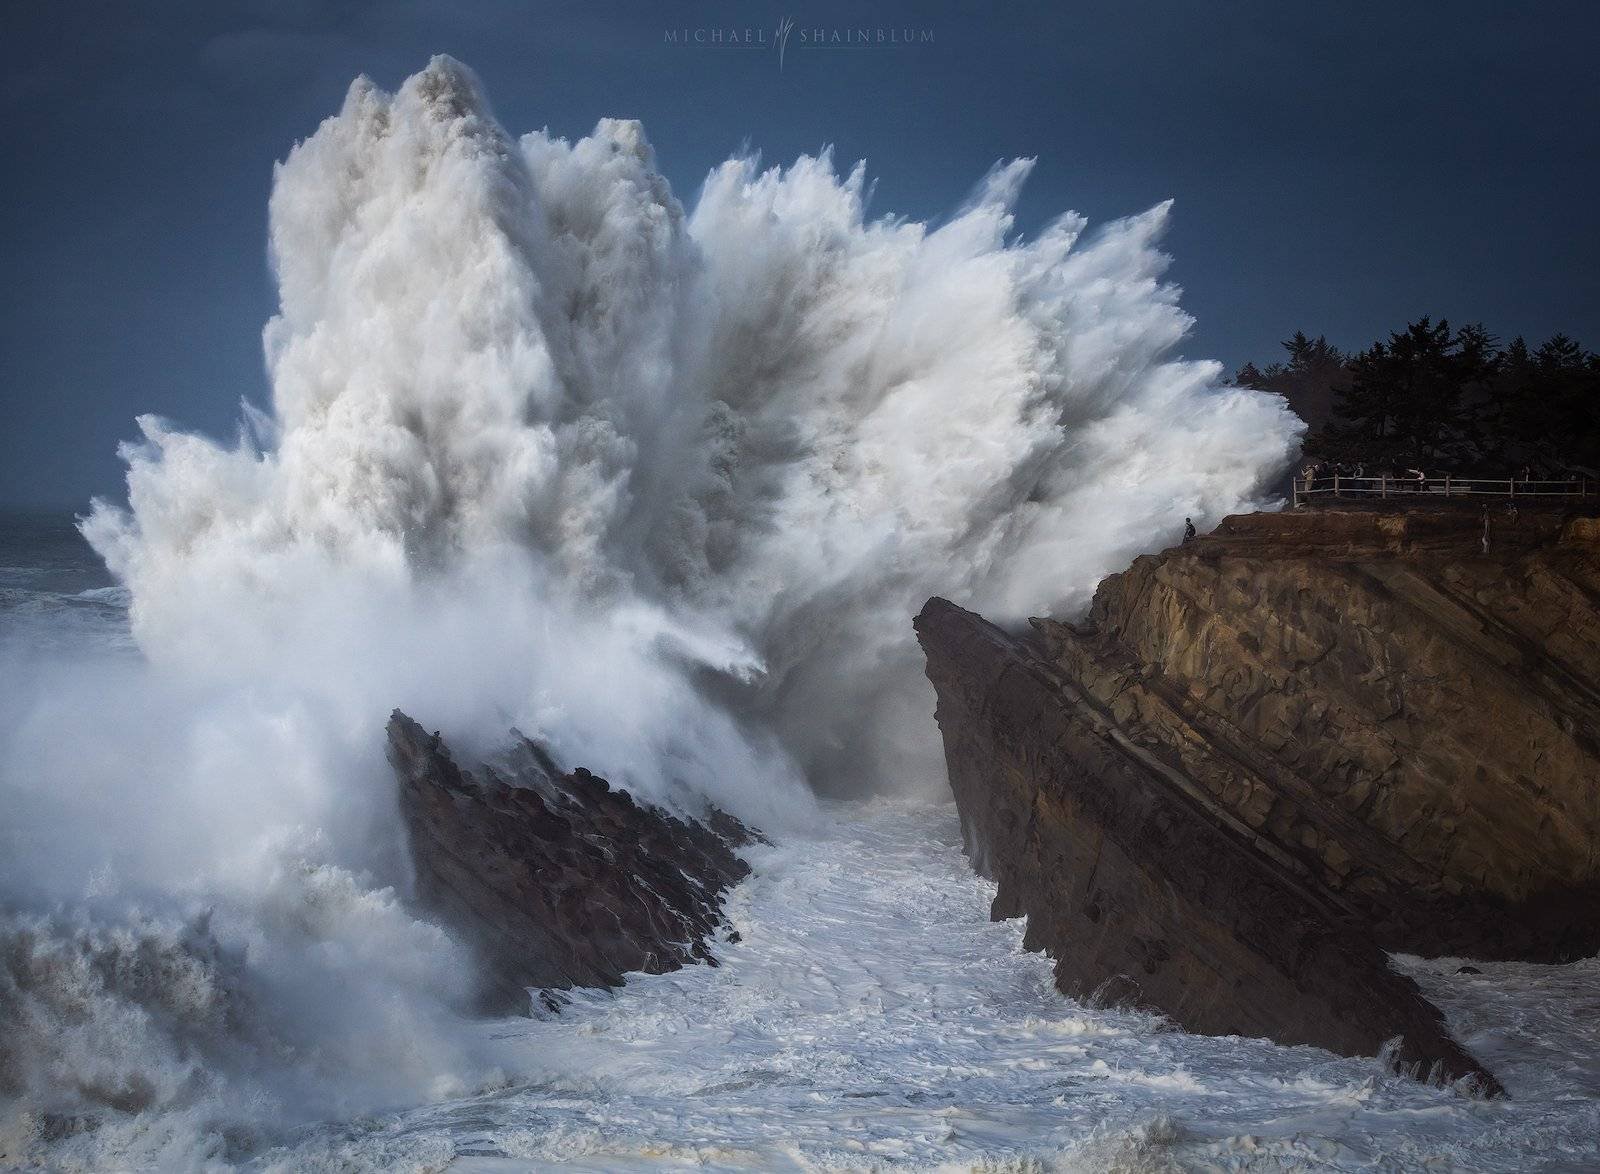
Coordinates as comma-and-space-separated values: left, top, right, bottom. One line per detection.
1293, 474, 1592, 509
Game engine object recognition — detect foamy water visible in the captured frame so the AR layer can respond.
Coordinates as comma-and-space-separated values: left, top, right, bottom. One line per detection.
264, 805, 1600, 1173
4, 525, 1600, 1170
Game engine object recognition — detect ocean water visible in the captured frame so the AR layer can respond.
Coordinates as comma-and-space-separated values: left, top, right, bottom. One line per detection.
4, 509, 1600, 1172
0, 511, 131, 657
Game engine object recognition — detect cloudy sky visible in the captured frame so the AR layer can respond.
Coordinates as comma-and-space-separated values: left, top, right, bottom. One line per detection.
3, 0, 1597, 507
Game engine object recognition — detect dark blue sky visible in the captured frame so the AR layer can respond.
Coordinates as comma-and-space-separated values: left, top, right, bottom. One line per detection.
3, 1, 1597, 508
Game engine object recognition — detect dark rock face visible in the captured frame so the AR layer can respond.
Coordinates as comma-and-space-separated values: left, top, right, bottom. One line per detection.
915, 508, 1600, 1100
387, 711, 755, 1015
916, 597, 1502, 1095
1056, 509, 1600, 964
918, 509, 1600, 1091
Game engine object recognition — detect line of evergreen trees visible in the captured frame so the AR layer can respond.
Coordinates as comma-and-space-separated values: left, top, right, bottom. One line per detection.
1235, 320, 1600, 476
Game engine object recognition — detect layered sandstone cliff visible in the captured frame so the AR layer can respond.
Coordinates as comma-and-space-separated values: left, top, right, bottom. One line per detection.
916, 506, 1600, 1093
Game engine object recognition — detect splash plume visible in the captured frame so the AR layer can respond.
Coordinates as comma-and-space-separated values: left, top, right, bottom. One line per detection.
2, 55, 1299, 1160
87, 55, 1299, 799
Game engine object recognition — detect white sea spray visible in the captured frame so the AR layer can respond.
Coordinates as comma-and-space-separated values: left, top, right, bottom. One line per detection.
1, 55, 1306, 1166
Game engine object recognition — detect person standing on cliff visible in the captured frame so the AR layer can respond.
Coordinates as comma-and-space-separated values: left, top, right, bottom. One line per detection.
1183, 517, 1197, 543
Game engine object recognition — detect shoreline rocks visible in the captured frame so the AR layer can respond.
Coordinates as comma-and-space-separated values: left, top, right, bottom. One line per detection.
916, 598, 1502, 1095
916, 508, 1600, 1093
388, 711, 755, 1015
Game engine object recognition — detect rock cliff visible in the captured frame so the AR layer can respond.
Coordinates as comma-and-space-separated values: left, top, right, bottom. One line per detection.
388, 711, 755, 1015
916, 507, 1600, 1093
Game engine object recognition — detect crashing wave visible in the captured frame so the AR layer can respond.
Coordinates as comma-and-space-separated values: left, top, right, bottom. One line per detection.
2, 54, 1299, 1160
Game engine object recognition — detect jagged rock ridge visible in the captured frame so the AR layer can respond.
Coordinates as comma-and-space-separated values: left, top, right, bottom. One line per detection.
916, 507, 1600, 1094
388, 711, 756, 1015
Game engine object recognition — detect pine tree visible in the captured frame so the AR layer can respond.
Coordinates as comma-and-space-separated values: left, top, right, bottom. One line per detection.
1234, 332, 1348, 432
1320, 318, 1489, 468
1489, 334, 1600, 473
1245, 320, 1597, 475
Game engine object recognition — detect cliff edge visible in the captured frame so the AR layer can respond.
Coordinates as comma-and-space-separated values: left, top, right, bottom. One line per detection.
916, 507, 1600, 1092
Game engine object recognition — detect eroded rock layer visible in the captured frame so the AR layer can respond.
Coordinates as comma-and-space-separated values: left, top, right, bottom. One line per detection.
1054, 508, 1600, 963
388, 711, 754, 1015
916, 596, 1502, 1095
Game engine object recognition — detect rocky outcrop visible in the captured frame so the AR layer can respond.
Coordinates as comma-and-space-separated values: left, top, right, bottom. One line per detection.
917, 598, 1502, 1094
916, 507, 1600, 1093
1057, 508, 1600, 962
388, 712, 755, 1015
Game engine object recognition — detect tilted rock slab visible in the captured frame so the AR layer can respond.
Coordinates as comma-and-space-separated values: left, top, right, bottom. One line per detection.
1057, 508, 1600, 963
916, 594, 1503, 1095
388, 711, 754, 1015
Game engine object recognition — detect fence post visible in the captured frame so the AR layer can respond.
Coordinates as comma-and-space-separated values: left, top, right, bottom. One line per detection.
1381, 474, 1387, 498
1445, 474, 1451, 497
1334, 472, 1340, 497
1509, 478, 1515, 498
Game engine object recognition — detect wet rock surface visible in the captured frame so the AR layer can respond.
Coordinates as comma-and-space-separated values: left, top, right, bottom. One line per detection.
916, 508, 1600, 1092
388, 711, 756, 1015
